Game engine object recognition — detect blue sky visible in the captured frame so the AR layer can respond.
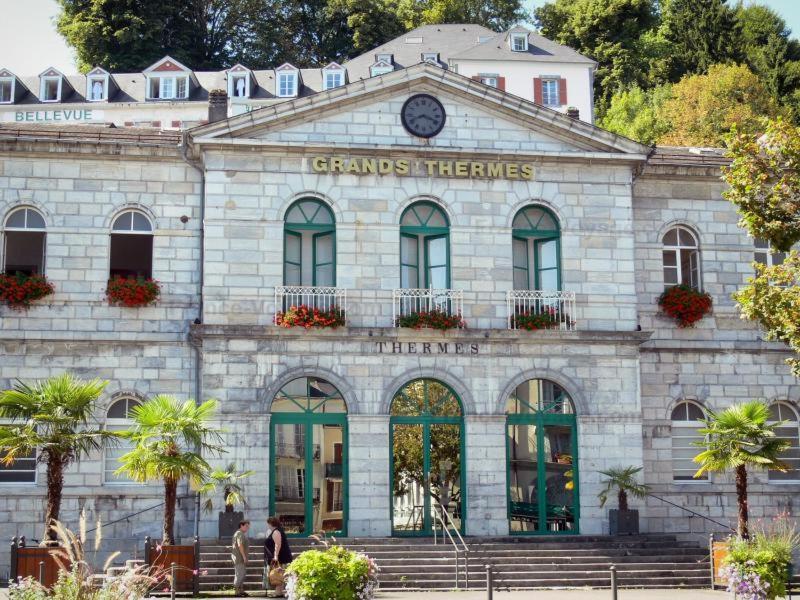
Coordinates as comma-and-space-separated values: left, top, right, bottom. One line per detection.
1, 0, 800, 74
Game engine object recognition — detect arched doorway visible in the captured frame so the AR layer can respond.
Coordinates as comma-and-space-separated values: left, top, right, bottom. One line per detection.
269, 377, 347, 537
390, 379, 464, 536
506, 379, 579, 534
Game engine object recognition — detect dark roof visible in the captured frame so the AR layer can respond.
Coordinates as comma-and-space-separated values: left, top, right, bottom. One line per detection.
453, 29, 596, 65
0, 123, 181, 145
649, 146, 729, 167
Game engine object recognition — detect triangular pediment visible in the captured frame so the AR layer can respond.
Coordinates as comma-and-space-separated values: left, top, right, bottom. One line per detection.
0, 69, 15, 79
144, 56, 191, 73
190, 63, 649, 158
39, 67, 64, 78
87, 66, 110, 76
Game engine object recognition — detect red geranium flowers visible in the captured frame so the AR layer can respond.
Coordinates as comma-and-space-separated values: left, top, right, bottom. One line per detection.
106, 276, 161, 307
275, 304, 346, 329
0, 273, 55, 309
396, 309, 465, 330
658, 284, 712, 327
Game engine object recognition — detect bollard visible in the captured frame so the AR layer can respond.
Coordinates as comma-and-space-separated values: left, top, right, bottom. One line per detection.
486, 564, 493, 600
610, 565, 618, 600
171, 562, 176, 600
39, 560, 45, 586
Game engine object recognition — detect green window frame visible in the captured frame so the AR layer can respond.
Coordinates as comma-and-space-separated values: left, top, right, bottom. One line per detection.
512, 206, 561, 291
389, 379, 466, 537
400, 202, 450, 289
284, 199, 336, 287
269, 377, 348, 538
506, 379, 579, 535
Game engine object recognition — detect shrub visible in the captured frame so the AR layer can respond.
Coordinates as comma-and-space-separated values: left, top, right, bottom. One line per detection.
105, 276, 160, 307
722, 516, 800, 600
396, 309, 464, 330
275, 304, 346, 328
658, 284, 712, 327
285, 545, 378, 600
0, 273, 55, 309
511, 307, 570, 330
8, 578, 48, 600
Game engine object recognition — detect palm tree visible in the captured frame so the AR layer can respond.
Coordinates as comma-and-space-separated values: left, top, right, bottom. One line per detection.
598, 465, 650, 511
116, 395, 223, 544
694, 400, 789, 538
0, 373, 112, 541
199, 462, 254, 513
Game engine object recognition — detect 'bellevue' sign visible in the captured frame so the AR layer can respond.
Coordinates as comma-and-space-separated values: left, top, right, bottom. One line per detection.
4, 110, 104, 123
311, 156, 534, 180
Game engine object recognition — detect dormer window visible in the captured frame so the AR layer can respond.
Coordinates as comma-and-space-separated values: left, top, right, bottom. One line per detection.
511, 33, 528, 52
143, 56, 192, 101
322, 63, 345, 91
41, 76, 61, 102
480, 76, 498, 88
370, 60, 394, 77
375, 53, 393, 63
0, 77, 13, 104
86, 68, 110, 102
227, 65, 252, 99
422, 53, 439, 65
277, 69, 298, 97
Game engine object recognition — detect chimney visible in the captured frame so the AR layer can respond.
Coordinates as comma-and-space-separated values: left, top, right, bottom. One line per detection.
208, 89, 228, 123
566, 106, 579, 120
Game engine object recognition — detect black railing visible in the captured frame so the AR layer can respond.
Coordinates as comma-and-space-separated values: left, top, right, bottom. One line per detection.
647, 492, 735, 533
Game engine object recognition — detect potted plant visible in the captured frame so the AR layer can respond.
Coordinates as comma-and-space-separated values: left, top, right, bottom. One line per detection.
396, 308, 465, 330
598, 465, 650, 535
275, 304, 346, 328
199, 462, 254, 538
658, 284, 713, 327
105, 276, 160, 307
0, 272, 55, 310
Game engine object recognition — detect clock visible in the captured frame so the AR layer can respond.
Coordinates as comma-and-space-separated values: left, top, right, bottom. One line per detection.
401, 94, 446, 138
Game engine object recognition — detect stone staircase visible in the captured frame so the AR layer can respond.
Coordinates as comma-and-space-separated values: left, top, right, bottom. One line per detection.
197, 534, 710, 592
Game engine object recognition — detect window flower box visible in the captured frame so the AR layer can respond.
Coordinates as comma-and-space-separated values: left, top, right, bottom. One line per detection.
511, 306, 572, 331
396, 309, 465, 330
0, 273, 55, 309
658, 284, 712, 327
275, 304, 346, 329
106, 276, 160, 307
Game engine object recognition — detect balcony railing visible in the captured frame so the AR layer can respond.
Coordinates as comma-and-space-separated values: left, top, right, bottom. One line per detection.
392, 288, 464, 326
274, 285, 347, 318
506, 290, 577, 331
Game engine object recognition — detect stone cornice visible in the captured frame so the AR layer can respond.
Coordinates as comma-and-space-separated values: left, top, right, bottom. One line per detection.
0, 138, 183, 161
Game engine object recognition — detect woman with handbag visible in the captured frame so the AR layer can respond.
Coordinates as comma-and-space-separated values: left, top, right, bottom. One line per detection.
264, 516, 293, 598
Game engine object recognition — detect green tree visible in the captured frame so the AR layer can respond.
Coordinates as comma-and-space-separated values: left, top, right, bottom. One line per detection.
0, 374, 113, 540
658, 0, 742, 81
326, 0, 405, 57
199, 462, 254, 513
400, 0, 527, 31
599, 84, 672, 144
116, 395, 223, 544
693, 401, 789, 538
534, 0, 658, 112
723, 118, 800, 376
597, 465, 649, 511
658, 63, 780, 147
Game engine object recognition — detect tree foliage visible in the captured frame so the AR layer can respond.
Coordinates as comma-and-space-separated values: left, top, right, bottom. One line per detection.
597, 465, 649, 512
599, 84, 671, 145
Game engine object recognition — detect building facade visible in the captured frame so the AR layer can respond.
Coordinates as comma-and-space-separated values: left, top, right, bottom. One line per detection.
0, 62, 797, 572
0, 25, 595, 131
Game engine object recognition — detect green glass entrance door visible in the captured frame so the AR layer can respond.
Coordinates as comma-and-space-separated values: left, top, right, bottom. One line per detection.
270, 377, 348, 537
390, 379, 464, 536
507, 379, 579, 534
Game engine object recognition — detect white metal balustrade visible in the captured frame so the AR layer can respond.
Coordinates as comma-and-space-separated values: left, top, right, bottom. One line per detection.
274, 286, 347, 320
506, 290, 577, 331
392, 288, 464, 327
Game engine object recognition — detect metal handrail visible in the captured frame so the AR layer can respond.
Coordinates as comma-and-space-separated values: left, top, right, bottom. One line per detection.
647, 492, 735, 533
433, 501, 469, 588
86, 494, 195, 533
432, 508, 465, 589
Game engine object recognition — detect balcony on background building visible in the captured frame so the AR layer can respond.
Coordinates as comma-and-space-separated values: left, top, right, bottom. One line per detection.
325, 463, 343, 478
506, 290, 577, 331
392, 288, 465, 328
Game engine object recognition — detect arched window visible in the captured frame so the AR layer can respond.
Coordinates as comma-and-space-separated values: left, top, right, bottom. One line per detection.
104, 397, 141, 484
512, 206, 561, 291
400, 202, 450, 289
284, 199, 336, 287
110, 210, 153, 279
662, 226, 701, 290
768, 402, 799, 482
506, 379, 577, 534
3, 207, 46, 275
671, 401, 707, 482
270, 377, 347, 535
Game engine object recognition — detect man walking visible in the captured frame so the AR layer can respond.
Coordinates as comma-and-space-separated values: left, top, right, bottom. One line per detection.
231, 520, 250, 596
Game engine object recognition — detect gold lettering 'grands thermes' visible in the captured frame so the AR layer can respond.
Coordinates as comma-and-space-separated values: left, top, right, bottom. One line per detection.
310, 156, 534, 180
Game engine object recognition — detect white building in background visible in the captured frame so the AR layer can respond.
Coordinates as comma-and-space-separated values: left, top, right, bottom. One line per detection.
0, 25, 596, 129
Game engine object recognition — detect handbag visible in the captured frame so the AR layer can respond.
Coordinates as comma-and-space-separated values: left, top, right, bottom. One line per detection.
268, 564, 285, 587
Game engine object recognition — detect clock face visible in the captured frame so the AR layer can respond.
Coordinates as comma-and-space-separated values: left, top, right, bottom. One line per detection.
401, 94, 446, 138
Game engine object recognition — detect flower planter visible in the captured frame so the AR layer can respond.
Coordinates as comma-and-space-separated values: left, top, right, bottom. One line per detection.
609, 509, 639, 535
511, 307, 571, 331
10, 538, 70, 588
0, 273, 55, 310
144, 537, 198, 593
106, 276, 160, 307
658, 284, 712, 327
275, 304, 346, 328
396, 309, 465, 330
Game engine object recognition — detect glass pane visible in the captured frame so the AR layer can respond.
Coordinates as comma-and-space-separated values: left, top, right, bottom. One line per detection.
679, 249, 695, 286
513, 238, 529, 290
107, 399, 129, 419
4, 231, 45, 275
401, 235, 418, 267
315, 264, 334, 287
5, 209, 27, 229
678, 228, 696, 246
428, 381, 462, 416
25, 210, 45, 229
686, 403, 704, 421
392, 423, 424, 532
662, 250, 677, 267
769, 424, 799, 480
112, 212, 133, 231
313, 424, 344, 533
430, 423, 461, 533
274, 423, 306, 534
773, 252, 786, 267
401, 207, 422, 226
671, 403, 687, 421
285, 205, 305, 224
391, 390, 424, 416
401, 265, 419, 289
315, 234, 333, 264
508, 424, 538, 532
132, 212, 152, 232
539, 269, 558, 292
426, 207, 447, 227
427, 237, 446, 267
271, 397, 306, 413
754, 238, 769, 250
428, 266, 447, 289
284, 234, 301, 286
664, 266, 678, 285
662, 228, 678, 245
543, 424, 575, 532
414, 204, 433, 225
